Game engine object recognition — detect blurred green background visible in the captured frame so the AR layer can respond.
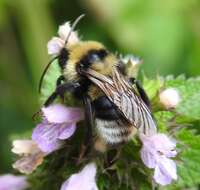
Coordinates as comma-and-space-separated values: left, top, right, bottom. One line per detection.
0, 0, 200, 173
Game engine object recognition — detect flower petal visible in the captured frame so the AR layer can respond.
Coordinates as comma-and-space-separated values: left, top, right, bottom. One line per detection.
12, 140, 39, 155
60, 163, 98, 190
140, 146, 156, 168
12, 152, 44, 174
151, 134, 177, 156
153, 156, 177, 186
154, 165, 173, 186
58, 22, 79, 44
58, 22, 71, 40
0, 174, 29, 190
140, 133, 177, 158
47, 37, 64, 55
32, 123, 63, 153
165, 150, 177, 158
42, 104, 84, 124
58, 123, 77, 140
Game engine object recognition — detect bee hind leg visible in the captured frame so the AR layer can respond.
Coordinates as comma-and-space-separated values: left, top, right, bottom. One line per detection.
77, 95, 94, 164
105, 147, 122, 168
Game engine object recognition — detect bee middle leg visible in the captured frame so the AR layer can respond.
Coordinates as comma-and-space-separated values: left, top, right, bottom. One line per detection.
130, 77, 151, 109
44, 82, 80, 107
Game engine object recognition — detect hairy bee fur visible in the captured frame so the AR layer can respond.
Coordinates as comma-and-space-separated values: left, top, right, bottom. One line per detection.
64, 41, 117, 83
65, 41, 136, 144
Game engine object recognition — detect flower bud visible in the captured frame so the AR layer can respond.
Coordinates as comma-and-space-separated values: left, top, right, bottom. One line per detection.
159, 88, 180, 109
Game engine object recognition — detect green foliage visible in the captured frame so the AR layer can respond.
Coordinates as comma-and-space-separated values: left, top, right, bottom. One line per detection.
165, 76, 200, 120
40, 60, 61, 104
151, 76, 200, 190
174, 129, 200, 189
1, 0, 200, 189
142, 74, 163, 99
85, 0, 200, 76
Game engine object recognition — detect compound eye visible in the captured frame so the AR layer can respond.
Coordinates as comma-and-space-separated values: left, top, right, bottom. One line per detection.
88, 53, 101, 63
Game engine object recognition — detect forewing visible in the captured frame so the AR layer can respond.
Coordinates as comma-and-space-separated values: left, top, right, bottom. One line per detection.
85, 67, 157, 135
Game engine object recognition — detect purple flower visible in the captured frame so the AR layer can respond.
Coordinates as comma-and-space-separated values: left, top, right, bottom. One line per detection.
47, 22, 79, 55
32, 104, 84, 153
12, 140, 40, 155
140, 133, 177, 186
12, 140, 45, 174
0, 174, 29, 190
60, 163, 98, 190
12, 104, 83, 174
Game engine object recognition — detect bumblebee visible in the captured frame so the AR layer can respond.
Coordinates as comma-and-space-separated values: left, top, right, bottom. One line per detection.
39, 15, 157, 152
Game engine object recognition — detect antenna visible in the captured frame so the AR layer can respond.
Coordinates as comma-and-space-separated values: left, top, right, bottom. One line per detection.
64, 14, 85, 45
38, 56, 58, 93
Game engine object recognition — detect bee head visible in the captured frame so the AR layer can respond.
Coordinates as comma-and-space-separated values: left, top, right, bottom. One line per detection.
63, 41, 117, 81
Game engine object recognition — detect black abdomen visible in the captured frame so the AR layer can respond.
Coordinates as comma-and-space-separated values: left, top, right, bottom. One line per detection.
93, 96, 135, 144
92, 96, 121, 120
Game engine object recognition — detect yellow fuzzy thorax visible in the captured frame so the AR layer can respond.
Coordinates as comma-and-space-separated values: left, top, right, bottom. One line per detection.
64, 41, 118, 81
68, 41, 105, 61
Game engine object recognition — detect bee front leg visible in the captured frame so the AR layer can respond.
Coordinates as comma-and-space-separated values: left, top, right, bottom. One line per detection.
56, 75, 65, 102
77, 95, 94, 164
44, 82, 80, 107
56, 75, 65, 86
33, 76, 70, 120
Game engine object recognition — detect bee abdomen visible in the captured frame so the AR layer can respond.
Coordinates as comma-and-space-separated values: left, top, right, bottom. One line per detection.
96, 119, 136, 144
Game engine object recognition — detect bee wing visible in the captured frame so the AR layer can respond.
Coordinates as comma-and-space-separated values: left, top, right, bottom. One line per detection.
85, 67, 157, 136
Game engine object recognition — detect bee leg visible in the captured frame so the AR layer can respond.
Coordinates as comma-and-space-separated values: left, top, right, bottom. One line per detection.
32, 76, 65, 119
130, 77, 151, 109
105, 148, 122, 168
56, 75, 65, 86
56, 75, 65, 102
44, 82, 80, 107
77, 95, 94, 164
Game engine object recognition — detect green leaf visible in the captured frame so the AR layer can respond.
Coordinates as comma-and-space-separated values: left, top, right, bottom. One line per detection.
40, 60, 61, 104
162, 128, 200, 190
165, 76, 200, 120
142, 74, 163, 99
154, 111, 175, 132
